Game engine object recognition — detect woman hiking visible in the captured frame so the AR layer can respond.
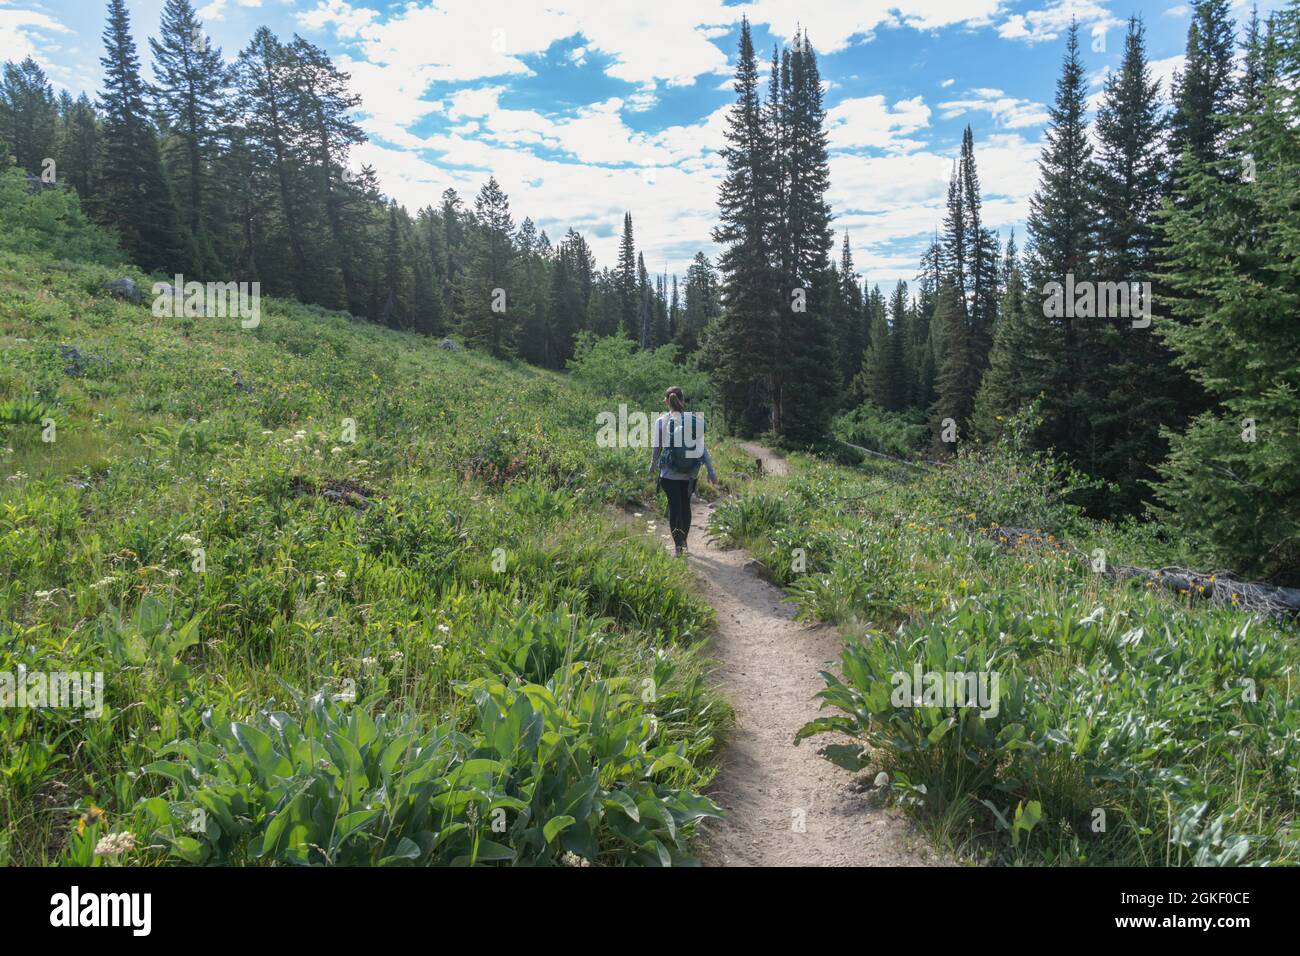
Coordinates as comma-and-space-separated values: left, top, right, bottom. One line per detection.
650, 386, 716, 557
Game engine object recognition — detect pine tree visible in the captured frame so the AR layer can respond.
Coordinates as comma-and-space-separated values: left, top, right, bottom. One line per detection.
97, 0, 184, 274
1089, 15, 1185, 514
617, 211, 637, 340
236, 27, 310, 297
1169, 0, 1237, 173
1154, 3, 1300, 578
972, 232, 1039, 440
929, 282, 978, 451
59, 94, 101, 202
712, 17, 778, 435
0, 58, 58, 175
463, 176, 515, 357
775, 30, 838, 442
150, 0, 226, 276
1024, 20, 1098, 464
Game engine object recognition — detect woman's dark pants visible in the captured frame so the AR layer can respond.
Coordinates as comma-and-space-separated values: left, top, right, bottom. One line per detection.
658, 477, 692, 550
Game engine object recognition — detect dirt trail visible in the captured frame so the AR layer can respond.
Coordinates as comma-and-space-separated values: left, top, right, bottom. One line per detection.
665, 442, 935, 866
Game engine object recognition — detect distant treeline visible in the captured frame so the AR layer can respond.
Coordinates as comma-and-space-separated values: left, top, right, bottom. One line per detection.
2, 0, 1297, 578
0, 0, 720, 369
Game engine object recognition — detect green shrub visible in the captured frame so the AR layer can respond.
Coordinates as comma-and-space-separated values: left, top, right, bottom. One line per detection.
567, 333, 713, 413
832, 402, 928, 460
800, 595, 1300, 865
0, 169, 123, 265
133, 680, 721, 866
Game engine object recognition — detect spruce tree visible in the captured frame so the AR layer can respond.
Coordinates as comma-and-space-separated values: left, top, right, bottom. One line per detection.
150, 0, 226, 276
1153, 4, 1300, 579
834, 232, 866, 388
1023, 20, 1098, 465
236, 27, 310, 297
463, 176, 515, 357
960, 126, 998, 364
617, 212, 637, 340
972, 232, 1038, 440
678, 252, 718, 353
858, 288, 893, 410
59, 94, 101, 203
1169, 0, 1237, 173
1090, 15, 1184, 513
290, 36, 367, 311
929, 282, 978, 451
380, 201, 408, 330
97, 0, 184, 274
0, 58, 58, 175
712, 17, 778, 435
775, 30, 838, 442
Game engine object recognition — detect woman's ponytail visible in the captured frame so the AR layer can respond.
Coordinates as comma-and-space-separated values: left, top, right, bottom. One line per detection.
665, 386, 686, 413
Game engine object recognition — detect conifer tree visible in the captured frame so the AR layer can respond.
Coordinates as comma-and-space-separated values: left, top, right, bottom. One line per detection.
1023, 20, 1098, 464
1154, 3, 1300, 578
236, 27, 310, 297
150, 0, 226, 276
59, 94, 101, 200
678, 252, 718, 353
97, 0, 184, 273
291, 36, 367, 311
0, 58, 58, 175
1169, 0, 1238, 173
617, 212, 637, 340
929, 282, 978, 450
775, 30, 838, 442
834, 232, 866, 388
1089, 15, 1184, 513
463, 176, 515, 357
380, 202, 408, 330
712, 17, 778, 435
972, 232, 1038, 440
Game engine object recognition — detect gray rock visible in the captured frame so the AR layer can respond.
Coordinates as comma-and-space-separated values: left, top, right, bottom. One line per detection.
103, 277, 141, 304
438, 338, 462, 351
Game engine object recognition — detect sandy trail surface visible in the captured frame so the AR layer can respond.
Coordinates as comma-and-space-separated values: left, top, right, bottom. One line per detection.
652, 443, 937, 866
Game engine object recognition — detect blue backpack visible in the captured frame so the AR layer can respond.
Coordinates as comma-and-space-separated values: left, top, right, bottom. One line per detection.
665, 413, 705, 474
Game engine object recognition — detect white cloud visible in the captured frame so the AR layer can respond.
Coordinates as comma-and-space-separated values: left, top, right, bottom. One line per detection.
939, 88, 1049, 129
298, 0, 735, 87
297, 0, 375, 38
739, 0, 1003, 52
0, 2, 70, 63
997, 0, 1123, 45
940, 78, 955, 88
826, 95, 931, 152
1163, 5, 1189, 17
197, 0, 263, 23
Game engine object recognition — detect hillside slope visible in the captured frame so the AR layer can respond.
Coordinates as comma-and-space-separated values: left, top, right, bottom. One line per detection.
0, 249, 743, 865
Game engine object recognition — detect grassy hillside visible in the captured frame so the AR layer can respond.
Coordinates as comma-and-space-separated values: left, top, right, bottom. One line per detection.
4, 235, 1295, 869
711, 438, 1300, 866
0, 248, 753, 865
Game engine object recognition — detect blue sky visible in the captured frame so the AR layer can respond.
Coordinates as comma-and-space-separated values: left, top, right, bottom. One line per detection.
2, 0, 1277, 289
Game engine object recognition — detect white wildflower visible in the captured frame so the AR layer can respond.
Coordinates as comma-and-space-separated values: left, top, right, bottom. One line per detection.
94, 831, 136, 857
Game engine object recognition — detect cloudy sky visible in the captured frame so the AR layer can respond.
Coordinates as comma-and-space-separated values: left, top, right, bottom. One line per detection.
1, 0, 1276, 288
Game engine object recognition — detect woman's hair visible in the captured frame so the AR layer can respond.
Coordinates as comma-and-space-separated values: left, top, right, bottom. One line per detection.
665, 386, 686, 413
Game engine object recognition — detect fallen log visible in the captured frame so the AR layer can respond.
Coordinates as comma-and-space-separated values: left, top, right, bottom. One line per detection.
983, 524, 1300, 617
838, 438, 941, 470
